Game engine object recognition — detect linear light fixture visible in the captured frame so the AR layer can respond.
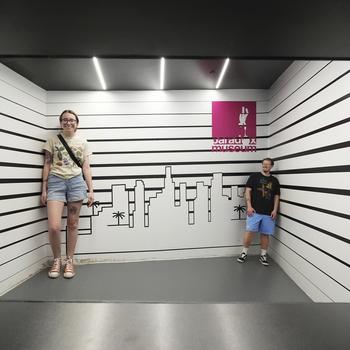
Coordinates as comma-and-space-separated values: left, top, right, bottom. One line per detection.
92, 56, 107, 90
160, 57, 165, 89
216, 58, 230, 89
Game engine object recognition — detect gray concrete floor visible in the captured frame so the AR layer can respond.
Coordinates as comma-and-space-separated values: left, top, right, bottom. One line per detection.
1, 256, 311, 302
0, 302, 349, 350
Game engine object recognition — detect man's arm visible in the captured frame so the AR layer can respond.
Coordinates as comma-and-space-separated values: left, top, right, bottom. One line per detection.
245, 187, 255, 216
271, 194, 280, 219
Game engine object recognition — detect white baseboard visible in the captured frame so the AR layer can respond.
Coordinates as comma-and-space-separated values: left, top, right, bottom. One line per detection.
73, 245, 261, 265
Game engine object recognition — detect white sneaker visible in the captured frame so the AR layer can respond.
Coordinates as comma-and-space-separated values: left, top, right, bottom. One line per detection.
237, 252, 247, 263
63, 257, 76, 279
48, 258, 61, 278
259, 254, 269, 266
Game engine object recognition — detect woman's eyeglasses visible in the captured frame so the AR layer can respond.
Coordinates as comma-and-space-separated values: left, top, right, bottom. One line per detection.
62, 118, 77, 123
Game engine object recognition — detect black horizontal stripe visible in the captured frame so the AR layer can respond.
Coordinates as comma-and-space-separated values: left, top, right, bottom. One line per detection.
0, 192, 41, 200
0, 112, 46, 129
0, 178, 42, 183
0, 243, 48, 268
0, 205, 43, 217
279, 212, 350, 245
0, 230, 48, 250
0, 162, 42, 169
93, 148, 269, 154
0, 128, 45, 142
90, 160, 262, 168
274, 140, 350, 161
269, 69, 349, 126
0, 160, 263, 170
280, 199, 350, 220
270, 116, 350, 150
272, 232, 350, 292
46, 112, 217, 116
46, 111, 267, 116
88, 136, 268, 142
268, 61, 331, 114
0, 95, 46, 117
280, 184, 350, 196
0, 217, 47, 234
92, 172, 252, 181
49, 124, 269, 130
274, 164, 350, 174
0, 145, 43, 155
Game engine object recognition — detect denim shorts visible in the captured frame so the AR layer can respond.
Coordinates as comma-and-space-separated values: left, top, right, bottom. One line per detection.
47, 173, 88, 203
246, 213, 276, 235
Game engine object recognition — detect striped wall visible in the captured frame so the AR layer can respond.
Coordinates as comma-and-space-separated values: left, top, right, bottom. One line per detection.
45, 90, 268, 262
268, 60, 350, 302
0, 64, 49, 295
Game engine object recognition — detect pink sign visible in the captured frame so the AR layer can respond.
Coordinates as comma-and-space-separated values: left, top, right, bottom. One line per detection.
212, 101, 256, 138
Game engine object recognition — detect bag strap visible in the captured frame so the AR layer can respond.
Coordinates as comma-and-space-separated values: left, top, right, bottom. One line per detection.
57, 134, 82, 168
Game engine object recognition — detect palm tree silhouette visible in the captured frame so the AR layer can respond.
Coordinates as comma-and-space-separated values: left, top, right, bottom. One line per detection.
113, 211, 126, 226
92, 201, 100, 208
233, 204, 246, 220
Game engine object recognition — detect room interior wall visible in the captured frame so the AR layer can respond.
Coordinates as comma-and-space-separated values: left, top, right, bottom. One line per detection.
0, 64, 49, 295
267, 60, 350, 302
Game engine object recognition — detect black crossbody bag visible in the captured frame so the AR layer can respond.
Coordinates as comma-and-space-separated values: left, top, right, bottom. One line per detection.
57, 134, 85, 180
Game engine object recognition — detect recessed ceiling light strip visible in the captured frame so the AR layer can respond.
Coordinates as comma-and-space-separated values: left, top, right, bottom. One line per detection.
216, 58, 230, 89
160, 57, 165, 90
92, 56, 107, 90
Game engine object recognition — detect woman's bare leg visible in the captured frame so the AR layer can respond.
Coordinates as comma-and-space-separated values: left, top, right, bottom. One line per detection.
66, 200, 83, 257
47, 201, 65, 258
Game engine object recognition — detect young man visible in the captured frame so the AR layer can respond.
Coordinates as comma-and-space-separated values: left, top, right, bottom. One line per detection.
237, 158, 280, 266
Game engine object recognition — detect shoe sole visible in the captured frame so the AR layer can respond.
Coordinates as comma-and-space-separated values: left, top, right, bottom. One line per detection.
259, 260, 269, 266
64, 273, 76, 279
48, 273, 60, 278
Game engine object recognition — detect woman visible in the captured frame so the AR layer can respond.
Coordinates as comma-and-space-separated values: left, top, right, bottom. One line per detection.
41, 110, 94, 278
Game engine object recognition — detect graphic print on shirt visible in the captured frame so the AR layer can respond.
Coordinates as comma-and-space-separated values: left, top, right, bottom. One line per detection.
53, 142, 83, 168
257, 178, 273, 200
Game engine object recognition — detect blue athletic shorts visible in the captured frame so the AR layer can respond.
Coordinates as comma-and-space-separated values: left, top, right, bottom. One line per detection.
246, 213, 276, 235
47, 173, 88, 203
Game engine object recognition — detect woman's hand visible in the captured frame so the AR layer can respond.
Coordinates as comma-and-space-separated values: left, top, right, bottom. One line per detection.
247, 206, 255, 216
87, 191, 94, 208
40, 191, 47, 206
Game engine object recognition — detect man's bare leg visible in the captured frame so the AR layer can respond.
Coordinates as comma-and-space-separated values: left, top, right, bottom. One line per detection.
260, 233, 269, 251
243, 231, 255, 248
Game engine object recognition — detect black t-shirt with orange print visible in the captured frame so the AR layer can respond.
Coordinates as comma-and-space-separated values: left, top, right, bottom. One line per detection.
245, 172, 280, 215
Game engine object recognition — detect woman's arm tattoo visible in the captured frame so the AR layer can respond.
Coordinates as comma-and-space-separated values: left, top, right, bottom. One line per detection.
44, 150, 53, 164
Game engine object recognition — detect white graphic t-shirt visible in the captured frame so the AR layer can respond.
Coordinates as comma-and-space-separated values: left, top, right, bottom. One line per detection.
43, 132, 92, 179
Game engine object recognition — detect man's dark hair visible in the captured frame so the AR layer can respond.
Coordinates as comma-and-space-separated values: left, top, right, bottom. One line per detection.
262, 158, 274, 166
